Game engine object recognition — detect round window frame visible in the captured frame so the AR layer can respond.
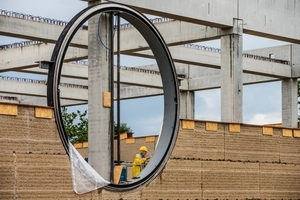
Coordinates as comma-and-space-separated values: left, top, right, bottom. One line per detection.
47, 2, 180, 192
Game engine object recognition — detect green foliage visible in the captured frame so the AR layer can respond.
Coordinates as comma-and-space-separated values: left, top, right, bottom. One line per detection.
61, 107, 88, 143
61, 107, 133, 143
114, 121, 133, 134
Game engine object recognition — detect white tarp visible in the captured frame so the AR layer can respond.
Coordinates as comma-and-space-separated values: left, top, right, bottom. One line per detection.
69, 141, 110, 194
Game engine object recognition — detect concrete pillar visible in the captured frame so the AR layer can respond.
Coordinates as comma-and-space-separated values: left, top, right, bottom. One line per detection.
220, 19, 243, 123
179, 91, 194, 119
282, 78, 298, 128
87, 1, 112, 180
281, 44, 300, 128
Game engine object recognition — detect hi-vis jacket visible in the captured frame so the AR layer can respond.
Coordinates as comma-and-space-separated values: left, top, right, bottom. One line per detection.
132, 153, 147, 178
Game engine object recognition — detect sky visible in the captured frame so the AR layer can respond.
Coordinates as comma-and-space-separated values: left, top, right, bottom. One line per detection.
0, 0, 292, 136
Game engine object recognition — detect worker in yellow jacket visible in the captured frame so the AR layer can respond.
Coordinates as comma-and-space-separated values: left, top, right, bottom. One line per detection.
132, 146, 150, 179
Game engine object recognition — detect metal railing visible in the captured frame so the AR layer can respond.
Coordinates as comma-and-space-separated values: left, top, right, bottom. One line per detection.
181, 43, 290, 65
0, 75, 88, 89
0, 9, 172, 31
0, 95, 18, 101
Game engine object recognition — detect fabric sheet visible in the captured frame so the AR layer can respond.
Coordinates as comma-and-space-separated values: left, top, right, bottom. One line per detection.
69, 141, 110, 194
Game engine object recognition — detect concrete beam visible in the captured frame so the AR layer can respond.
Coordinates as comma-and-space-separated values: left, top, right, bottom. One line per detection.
3, 43, 292, 79
0, 69, 279, 103
20, 57, 286, 90
22, 64, 88, 80
0, 78, 87, 101
0, 78, 164, 102
119, 19, 221, 53
16, 62, 189, 90
0, 43, 88, 72
131, 46, 292, 78
0, 15, 220, 52
189, 73, 279, 91
106, 0, 300, 43
6, 94, 86, 107
0, 15, 87, 48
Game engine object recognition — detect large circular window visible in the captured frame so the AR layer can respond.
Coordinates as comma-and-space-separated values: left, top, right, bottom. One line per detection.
47, 2, 179, 192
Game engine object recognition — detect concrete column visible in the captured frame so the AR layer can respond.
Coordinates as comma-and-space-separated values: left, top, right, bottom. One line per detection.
179, 91, 194, 119
282, 78, 298, 128
87, 1, 112, 180
220, 19, 243, 123
281, 44, 300, 128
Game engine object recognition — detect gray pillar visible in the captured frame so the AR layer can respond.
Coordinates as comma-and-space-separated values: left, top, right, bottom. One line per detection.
220, 19, 243, 123
179, 91, 195, 119
87, 1, 112, 180
282, 80, 298, 128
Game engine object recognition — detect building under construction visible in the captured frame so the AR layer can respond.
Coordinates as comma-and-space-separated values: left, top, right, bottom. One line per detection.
0, 0, 300, 199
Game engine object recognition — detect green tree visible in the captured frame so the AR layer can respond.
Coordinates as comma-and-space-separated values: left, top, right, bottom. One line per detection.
61, 107, 88, 143
114, 121, 133, 134
61, 107, 133, 143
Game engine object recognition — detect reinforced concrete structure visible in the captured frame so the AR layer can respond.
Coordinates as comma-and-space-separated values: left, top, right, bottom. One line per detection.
0, 0, 300, 199
0, 0, 299, 127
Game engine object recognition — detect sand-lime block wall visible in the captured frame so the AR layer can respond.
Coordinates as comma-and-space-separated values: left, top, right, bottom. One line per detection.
0, 103, 300, 199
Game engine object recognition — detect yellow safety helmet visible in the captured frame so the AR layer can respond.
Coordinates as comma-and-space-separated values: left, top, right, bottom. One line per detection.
140, 146, 148, 152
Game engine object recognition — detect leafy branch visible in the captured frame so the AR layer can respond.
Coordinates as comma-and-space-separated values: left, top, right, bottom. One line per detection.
61, 107, 133, 143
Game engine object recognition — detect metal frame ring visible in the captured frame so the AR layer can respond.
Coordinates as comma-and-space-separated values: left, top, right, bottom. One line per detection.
47, 2, 179, 192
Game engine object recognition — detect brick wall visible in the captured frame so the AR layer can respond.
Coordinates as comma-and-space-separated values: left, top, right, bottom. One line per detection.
1, 103, 300, 199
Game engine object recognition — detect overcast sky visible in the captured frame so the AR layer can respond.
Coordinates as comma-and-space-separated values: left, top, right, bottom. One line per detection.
0, 0, 291, 136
